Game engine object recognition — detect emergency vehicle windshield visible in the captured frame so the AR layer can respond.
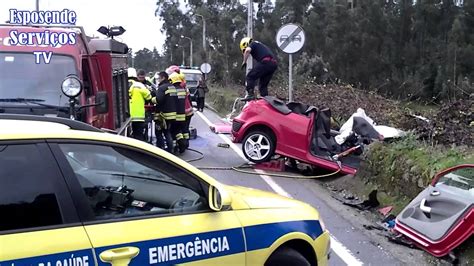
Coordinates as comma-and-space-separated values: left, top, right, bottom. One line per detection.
0, 52, 77, 107
185, 73, 201, 82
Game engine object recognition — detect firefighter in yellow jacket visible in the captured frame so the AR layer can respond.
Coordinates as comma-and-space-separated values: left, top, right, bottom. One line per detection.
128, 68, 152, 141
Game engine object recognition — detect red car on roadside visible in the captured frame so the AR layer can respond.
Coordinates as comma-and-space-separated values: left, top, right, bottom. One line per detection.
231, 97, 381, 175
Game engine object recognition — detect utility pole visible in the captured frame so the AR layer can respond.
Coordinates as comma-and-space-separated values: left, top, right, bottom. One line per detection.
182, 48, 185, 66
36, 0, 39, 11
190, 39, 193, 66
181, 36, 193, 66
195, 14, 206, 53
246, 0, 253, 74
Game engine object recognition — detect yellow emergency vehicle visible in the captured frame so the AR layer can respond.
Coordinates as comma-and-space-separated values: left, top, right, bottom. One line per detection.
0, 114, 330, 266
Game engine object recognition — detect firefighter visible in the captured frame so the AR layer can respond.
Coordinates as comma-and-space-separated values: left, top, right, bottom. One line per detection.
180, 72, 194, 149
128, 68, 152, 141
169, 72, 187, 154
240, 37, 278, 100
152, 71, 177, 153
136, 69, 156, 90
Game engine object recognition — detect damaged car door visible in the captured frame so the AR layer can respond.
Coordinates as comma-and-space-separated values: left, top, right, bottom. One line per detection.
395, 164, 473, 257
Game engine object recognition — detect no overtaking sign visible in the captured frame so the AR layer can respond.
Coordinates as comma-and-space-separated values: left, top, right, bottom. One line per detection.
276, 23, 305, 54
275, 23, 305, 102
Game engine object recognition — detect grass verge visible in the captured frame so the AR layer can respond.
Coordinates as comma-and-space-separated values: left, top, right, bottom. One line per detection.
357, 134, 473, 214
206, 84, 242, 117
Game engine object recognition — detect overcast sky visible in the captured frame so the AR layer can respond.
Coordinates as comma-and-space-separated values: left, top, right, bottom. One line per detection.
1, 0, 260, 53
0, 0, 165, 52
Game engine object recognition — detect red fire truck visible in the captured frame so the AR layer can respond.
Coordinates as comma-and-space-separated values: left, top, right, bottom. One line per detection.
0, 24, 130, 132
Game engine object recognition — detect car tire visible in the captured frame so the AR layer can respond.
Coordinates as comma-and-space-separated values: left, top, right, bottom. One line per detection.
242, 130, 275, 163
265, 247, 311, 266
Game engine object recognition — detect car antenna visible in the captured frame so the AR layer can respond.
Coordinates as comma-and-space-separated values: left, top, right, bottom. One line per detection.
57, 94, 62, 117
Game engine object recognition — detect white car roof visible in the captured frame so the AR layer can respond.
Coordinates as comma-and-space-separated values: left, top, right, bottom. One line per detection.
181, 69, 202, 74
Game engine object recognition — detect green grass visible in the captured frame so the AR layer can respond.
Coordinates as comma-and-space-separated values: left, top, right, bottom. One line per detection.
358, 134, 473, 213
206, 84, 241, 117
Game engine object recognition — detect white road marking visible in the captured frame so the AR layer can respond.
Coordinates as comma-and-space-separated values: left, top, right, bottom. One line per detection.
329, 234, 364, 266
255, 169, 292, 198
195, 111, 364, 265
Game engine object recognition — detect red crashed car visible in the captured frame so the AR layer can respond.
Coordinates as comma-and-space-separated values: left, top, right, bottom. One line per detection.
231, 96, 382, 175
394, 164, 474, 257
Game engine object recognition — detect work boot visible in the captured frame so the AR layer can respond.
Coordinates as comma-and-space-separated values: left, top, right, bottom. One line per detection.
177, 139, 187, 154
241, 91, 255, 101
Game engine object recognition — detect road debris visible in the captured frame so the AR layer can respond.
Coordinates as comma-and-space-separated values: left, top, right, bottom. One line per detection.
342, 190, 380, 211
378, 206, 393, 217
335, 108, 405, 145
210, 123, 232, 134
217, 143, 230, 148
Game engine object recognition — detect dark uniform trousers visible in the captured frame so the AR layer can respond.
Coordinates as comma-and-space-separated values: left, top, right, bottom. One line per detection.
246, 60, 278, 97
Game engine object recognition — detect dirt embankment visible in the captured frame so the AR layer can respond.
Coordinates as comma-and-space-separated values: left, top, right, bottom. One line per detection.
270, 84, 473, 147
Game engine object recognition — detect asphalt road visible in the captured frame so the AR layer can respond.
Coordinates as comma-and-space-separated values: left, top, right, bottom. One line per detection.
176, 107, 417, 266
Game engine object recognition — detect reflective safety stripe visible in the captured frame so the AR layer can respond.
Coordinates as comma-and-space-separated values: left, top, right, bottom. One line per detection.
162, 112, 177, 120
183, 133, 190, 139
176, 114, 186, 121
3, 220, 323, 265
176, 133, 184, 140
154, 113, 176, 121
166, 88, 177, 95
130, 117, 145, 122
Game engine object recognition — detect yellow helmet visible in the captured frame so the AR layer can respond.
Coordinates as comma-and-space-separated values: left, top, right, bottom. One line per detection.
178, 73, 186, 82
240, 37, 252, 53
169, 72, 182, 84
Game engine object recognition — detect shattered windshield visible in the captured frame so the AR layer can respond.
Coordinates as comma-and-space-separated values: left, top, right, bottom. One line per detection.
0, 52, 77, 106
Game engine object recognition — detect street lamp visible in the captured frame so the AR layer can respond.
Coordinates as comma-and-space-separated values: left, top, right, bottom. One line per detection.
194, 14, 206, 53
182, 46, 185, 66
181, 35, 193, 67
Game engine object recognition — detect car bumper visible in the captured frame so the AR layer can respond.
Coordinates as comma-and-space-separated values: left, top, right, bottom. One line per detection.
315, 230, 331, 266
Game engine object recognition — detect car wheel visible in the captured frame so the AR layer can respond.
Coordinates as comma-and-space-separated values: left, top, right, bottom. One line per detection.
265, 247, 311, 266
242, 130, 275, 163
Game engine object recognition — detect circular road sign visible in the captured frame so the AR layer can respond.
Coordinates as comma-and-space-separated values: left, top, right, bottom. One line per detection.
200, 63, 212, 74
276, 23, 305, 54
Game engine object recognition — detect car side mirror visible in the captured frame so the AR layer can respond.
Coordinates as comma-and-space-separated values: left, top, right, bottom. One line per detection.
95, 91, 109, 114
208, 185, 232, 211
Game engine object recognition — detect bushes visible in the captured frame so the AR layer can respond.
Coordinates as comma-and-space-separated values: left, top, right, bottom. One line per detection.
206, 84, 242, 116
358, 134, 473, 201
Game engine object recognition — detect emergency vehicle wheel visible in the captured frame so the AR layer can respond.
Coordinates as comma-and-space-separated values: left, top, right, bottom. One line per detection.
265, 247, 311, 266
242, 130, 275, 163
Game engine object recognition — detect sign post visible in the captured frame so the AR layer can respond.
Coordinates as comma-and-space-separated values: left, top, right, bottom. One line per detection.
246, 0, 253, 74
276, 23, 305, 102
289, 54, 293, 102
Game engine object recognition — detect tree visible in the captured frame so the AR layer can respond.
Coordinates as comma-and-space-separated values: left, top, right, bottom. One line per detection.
150, 0, 472, 101
134, 48, 155, 71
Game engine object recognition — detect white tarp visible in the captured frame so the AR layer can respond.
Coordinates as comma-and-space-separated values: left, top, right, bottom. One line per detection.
335, 108, 405, 145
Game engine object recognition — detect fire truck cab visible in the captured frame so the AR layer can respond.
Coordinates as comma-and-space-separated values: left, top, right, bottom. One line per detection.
0, 25, 130, 131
